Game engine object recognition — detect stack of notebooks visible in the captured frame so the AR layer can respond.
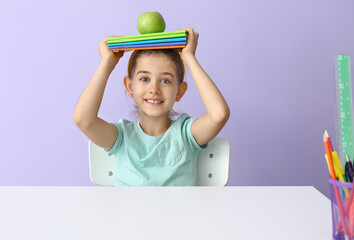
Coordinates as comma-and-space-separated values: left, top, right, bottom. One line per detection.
108, 30, 187, 51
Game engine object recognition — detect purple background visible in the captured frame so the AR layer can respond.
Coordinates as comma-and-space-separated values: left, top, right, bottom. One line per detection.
1, 0, 354, 198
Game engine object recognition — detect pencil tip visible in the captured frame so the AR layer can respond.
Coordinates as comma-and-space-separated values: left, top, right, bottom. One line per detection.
324, 130, 329, 137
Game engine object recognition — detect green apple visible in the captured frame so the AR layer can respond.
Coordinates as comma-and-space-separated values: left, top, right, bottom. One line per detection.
137, 11, 166, 34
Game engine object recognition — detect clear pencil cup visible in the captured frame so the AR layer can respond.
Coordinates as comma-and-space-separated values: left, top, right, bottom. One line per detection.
330, 178, 354, 240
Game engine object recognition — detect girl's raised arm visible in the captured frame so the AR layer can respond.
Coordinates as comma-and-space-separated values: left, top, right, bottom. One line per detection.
180, 28, 230, 146
73, 36, 124, 150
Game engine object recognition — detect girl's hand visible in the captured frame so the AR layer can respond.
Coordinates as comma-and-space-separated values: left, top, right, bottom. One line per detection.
98, 35, 124, 64
179, 28, 199, 61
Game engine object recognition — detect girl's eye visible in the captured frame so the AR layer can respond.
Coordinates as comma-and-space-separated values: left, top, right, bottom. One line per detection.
140, 77, 148, 82
161, 79, 170, 84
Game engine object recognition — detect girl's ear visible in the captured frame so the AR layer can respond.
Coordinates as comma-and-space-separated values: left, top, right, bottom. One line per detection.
123, 76, 134, 98
176, 82, 188, 102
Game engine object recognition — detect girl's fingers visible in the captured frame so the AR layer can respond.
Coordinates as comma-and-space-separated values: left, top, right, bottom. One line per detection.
177, 28, 198, 42
177, 27, 195, 37
176, 27, 192, 32
186, 28, 194, 38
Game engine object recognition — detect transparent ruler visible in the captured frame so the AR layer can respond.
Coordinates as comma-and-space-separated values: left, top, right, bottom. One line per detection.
334, 55, 354, 164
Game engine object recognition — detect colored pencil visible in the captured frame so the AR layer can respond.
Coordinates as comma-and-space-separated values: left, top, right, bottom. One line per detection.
324, 134, 336, 179
325, 132, 350, 239
325, 130, 334, 151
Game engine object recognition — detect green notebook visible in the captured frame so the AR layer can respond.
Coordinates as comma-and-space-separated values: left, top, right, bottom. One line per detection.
108, 30, 187, 44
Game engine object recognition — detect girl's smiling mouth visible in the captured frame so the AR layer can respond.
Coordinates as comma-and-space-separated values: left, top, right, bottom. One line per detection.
145, 98, 163, 104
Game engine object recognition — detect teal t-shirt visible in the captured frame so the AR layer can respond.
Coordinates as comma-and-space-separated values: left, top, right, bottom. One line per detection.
106, 113, 207, 186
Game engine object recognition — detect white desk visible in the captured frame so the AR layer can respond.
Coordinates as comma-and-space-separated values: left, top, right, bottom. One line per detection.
0, 186, 331, 240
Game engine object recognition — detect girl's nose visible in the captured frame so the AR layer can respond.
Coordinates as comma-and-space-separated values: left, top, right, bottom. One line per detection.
148, 81, 160, 94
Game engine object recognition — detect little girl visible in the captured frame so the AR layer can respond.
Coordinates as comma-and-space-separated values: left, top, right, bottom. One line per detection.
73, 28, 230, 186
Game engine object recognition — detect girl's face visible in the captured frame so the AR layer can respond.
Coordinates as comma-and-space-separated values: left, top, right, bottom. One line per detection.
124, 53, 187, 119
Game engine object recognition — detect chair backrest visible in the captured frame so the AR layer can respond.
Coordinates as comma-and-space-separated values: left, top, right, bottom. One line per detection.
89, 137, 230, 186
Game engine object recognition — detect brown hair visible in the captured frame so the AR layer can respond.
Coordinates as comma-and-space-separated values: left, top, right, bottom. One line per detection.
127, 49, 185, 84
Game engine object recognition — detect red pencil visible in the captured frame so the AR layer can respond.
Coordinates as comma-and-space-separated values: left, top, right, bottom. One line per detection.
324, 130, 333, 151
324, 134, 336, 179
324, 132, 350, 238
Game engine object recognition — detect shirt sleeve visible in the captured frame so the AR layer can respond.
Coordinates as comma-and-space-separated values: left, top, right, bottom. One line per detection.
105, 121, 123, 156
180, 114, 208, 151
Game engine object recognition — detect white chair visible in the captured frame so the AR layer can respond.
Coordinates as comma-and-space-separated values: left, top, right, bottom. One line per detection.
89, 137, 230, 186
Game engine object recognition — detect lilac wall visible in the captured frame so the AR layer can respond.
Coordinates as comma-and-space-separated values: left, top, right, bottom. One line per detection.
1, 0, 354, 197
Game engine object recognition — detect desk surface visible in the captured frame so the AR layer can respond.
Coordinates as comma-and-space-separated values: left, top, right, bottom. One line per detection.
0, 186, 331, 240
